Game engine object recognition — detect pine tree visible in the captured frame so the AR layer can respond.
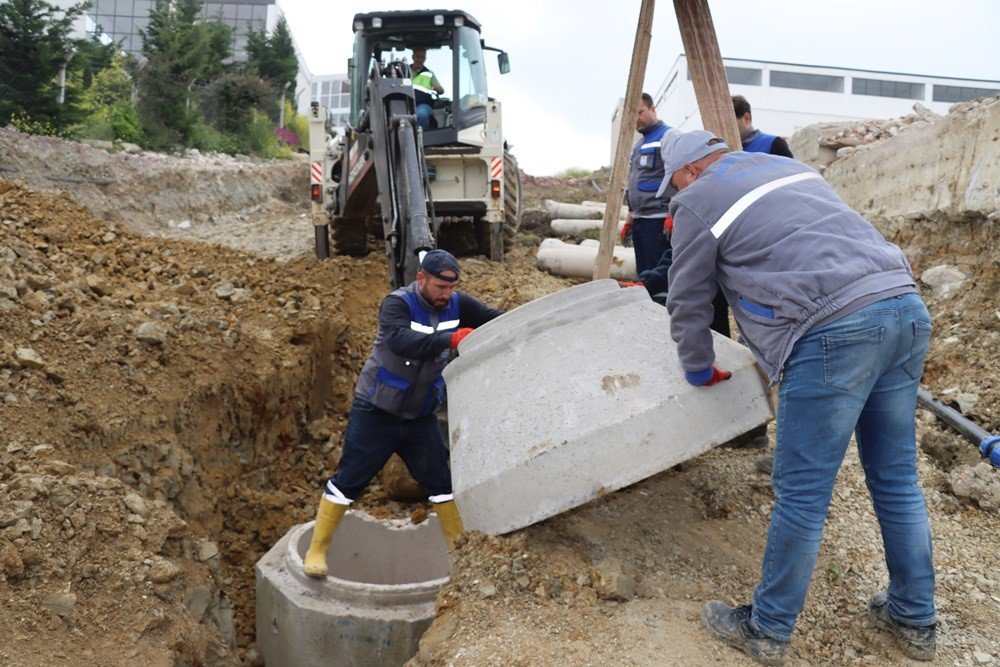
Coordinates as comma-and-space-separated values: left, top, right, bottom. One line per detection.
0, 0, 85, 127
136, 0, 231, 147
246, 15, 297, 92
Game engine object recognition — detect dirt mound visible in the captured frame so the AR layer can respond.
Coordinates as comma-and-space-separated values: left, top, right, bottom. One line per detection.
0, 176, 572, 663
0, 127, 309, 257
0, 454, 233, 666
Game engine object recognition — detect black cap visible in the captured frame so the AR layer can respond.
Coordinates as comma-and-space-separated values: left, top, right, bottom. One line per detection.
419, 249, 460, 281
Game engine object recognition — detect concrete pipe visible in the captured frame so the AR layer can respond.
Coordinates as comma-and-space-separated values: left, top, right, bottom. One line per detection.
543, 199, 602, 219
445, 280, 774, 535
582, 200, 630, 218
535, 237, 637, 281
550, 218, 627, 236
256, 511, 450, 667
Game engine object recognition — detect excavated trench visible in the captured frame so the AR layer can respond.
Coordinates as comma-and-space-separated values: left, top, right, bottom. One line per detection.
66, 310, 423, 653
115, 318, 351, 649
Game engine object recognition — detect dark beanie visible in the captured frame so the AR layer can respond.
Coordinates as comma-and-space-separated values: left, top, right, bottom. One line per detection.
420, 249, 460, 281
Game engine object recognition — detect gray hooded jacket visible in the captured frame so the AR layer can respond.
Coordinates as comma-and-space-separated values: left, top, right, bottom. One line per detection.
666, 151, 916, 382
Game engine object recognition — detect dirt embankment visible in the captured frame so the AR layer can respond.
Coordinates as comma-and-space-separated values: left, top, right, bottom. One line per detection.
0, 173, 571, 664
0, 127, 311, 259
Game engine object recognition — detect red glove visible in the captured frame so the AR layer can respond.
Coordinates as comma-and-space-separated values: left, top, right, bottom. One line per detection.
617, 281, 646, 288
685, 364, 732, 387
663, 214, 674, 235
450, 327, 474, 350
703, 365, 732, 386
619, 220, 633, 246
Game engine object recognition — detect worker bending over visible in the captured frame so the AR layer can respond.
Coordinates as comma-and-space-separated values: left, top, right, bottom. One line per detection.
303, 250, 503, 577
660, 130, 936, 664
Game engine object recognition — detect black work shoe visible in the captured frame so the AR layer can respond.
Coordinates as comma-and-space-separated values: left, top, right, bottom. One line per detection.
869, 593, 936, 661
701, 601, 788, 666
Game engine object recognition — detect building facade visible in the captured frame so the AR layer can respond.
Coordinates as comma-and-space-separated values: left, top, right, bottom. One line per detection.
612, 54, 1000, 161
302, 74, 351, 126
81, 0, 275, 61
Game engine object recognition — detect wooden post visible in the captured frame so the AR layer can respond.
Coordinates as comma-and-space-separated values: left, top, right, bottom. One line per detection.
593, 0, 655, 281
673, 0, 741, 152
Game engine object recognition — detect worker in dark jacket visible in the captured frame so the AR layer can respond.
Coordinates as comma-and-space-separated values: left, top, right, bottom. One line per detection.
659, 130, 936, 665
622, 93, 674, 275
303, 250, 503, 577
733, 95, 793, 157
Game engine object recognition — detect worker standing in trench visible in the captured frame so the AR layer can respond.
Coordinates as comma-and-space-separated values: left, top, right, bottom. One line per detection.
659, 130, 936, 664
303, 250, 503, 578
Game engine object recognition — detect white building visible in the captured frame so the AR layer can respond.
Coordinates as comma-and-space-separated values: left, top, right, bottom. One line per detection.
612, 54, 1000, 160
301, 74, 351, 127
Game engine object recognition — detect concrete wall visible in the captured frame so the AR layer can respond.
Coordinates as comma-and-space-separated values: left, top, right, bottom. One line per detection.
822, 98, 1000, 224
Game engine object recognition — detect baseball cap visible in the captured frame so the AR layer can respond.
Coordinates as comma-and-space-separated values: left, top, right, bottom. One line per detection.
656, 130, 729, 198
419, 249, 460, 281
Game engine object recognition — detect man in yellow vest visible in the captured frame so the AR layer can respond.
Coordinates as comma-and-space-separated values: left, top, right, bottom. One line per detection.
411, 47, 444, 130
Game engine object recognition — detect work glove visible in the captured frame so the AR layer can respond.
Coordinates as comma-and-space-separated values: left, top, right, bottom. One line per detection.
684, 364, 732, 387
619, 220, 633, 247
449, 327, 474, 350
618, 281, 646, 289
663, 214, 674, 237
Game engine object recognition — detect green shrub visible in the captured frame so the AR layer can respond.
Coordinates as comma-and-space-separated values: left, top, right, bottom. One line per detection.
106, 103, 143, 144
556, 167, 592, 179
8, 112, 64, 137
246, 111, 292, 159
285, 105, 310, 152
189, 121, 239, 154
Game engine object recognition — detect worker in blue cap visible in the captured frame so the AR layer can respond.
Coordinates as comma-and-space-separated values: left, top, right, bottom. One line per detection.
303, 249, 504, 576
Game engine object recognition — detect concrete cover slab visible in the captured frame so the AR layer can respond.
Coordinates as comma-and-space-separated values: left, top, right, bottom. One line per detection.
256, 511, 449, 667
445, 281, 774, 535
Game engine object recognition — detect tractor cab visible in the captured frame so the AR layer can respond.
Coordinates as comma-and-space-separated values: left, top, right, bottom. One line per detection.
350, 10, 510, 146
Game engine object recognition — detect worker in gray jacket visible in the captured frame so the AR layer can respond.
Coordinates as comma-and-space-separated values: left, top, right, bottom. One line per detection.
659, 130, 936, 665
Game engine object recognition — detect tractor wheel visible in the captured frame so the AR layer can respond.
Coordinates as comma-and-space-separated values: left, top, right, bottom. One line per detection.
330, 218, 367, 256
502, 151, 522, 253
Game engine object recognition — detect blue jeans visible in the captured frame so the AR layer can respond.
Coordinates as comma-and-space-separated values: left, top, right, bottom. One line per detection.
631, 217, 669, 275
415, 103, 433, 130
751, 293, 935, 641
325, 397, 452, 501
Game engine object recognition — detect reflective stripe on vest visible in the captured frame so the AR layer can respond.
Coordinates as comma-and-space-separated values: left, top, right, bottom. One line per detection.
413, 69, 436, 95
631, 122, 673, 201
710, 172, 824, 239
403, 290, 460, 333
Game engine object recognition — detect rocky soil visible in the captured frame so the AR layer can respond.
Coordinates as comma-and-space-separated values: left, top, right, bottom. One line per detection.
0, 104, 998, 666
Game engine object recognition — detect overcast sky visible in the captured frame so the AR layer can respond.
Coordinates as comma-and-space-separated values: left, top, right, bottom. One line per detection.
279, 0, 1000, 175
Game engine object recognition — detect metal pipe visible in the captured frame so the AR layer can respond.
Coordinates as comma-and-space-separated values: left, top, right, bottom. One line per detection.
917, 386, 1000, 468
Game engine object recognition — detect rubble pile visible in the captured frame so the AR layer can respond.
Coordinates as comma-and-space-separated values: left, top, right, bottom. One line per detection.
818, 101, 941, 162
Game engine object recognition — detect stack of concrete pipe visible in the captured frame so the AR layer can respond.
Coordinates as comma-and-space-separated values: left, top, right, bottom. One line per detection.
536, 238, 637, 281
541, 199, 633, 279
445, 280, 774, 535
544, 199, 629, 220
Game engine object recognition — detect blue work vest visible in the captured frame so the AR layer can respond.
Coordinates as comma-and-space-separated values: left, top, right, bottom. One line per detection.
355, 283, 460, 418
743, 131, 779, 154
628, 121, 673, 218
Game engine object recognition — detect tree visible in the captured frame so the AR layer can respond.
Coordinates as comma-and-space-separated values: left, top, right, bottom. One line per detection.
203, 69, 270, 135
137, 0, 231, 147
0, 0, 85, 127
246, 15, 297, 93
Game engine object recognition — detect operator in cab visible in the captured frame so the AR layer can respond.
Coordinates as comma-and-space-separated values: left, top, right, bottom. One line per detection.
411, 46, 444, 130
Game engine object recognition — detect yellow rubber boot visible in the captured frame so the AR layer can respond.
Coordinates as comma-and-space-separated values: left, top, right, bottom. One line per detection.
434, 500, 465, 549
303, 497, 347, 578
